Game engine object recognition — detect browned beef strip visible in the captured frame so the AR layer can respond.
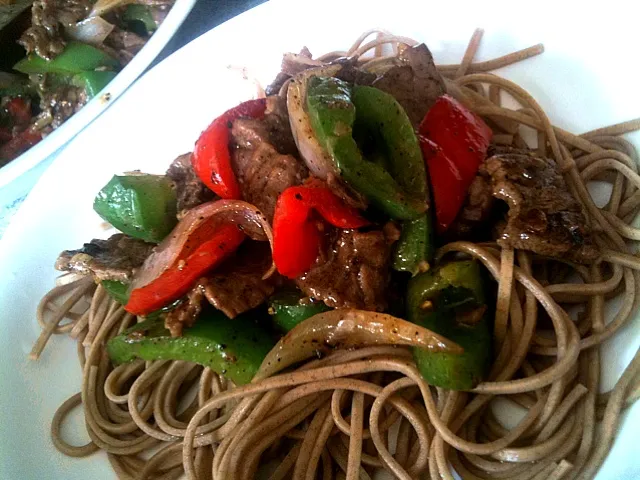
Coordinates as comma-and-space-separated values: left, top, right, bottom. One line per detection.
265, 72, 290, 96
447, 175, 496, 240
55, 234, 154, 282
38, 83, 88, 128
333, 57, 376, 86
164, 283, 205, 337
203, 242, 279, 318
480, 151, 599, 263
372, 43, 445, 126
166, 153, 216, 218
265, 53, 375, 96
230, 96, 308, 221
104, 27, 147, 65
296, 228, 393, 311
19, 0, 91, 60
162, 243, 277, 335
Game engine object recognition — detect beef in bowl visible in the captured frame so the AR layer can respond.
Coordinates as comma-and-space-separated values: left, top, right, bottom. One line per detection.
0, 0, 175, 166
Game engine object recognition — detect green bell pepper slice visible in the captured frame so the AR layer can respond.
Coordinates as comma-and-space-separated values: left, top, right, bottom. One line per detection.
351, 86, 426, 200
123, 4, 157, 34
107, 309, 275, 385
306, 77, 433, 272
392, 214, 434, 274
268, 289, 330, 332
101, 280, 130, 306
93, 174, 178, 244
407, 260, 492, 390
306, 76, 427, 221
14, 42, 119, 75
71, 70, 117, 99
351, 85, 435, 274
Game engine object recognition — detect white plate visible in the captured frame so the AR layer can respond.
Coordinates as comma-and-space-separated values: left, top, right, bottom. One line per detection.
1, 0, 639, 478
0, 0, 197, 191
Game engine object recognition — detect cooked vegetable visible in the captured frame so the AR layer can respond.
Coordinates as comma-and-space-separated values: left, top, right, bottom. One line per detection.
306, 76, 426, 221
101, 279, 130, 305
419, 137, 466, 233
0, 128, 40, 162
107, 309, 275, 385
123, 5, 157, 34
392, 215, 433, 275
126, 223, 243, 315
93, 174, 178, 243
72, 70, 117, 98
89, 0, 136, 18
407, 260, 492, 390
286, 65, 342, 181
101, 279, 183, 319
192, 98, 267, 199
257, 308, 463, 379
272, 180, 369, 278
268, 289, 330, 331
418, 95, 492, 232
351, 85, 434, 274
65, 16, 115, 46
126, 200, 274, 315
13, 42, 118, 75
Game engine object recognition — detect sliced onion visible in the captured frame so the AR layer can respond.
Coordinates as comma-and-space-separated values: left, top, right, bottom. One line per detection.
65, 16, 115, 45
256, 309, 463, 379
131, 200, 275, 291
286, 64, 341, 180
281, 52, 325, 76
360, 56, 402, 75
89, 0, 134, 18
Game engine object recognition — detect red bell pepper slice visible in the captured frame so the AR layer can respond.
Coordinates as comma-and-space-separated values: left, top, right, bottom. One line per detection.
419, 94, 492, 184
0, 128, 41, 162
273, 181, 369, 279
125, 223, 245, 315
5, 98, 32, 126
192, 98, 267, 199
0, 128, 12, 143
419, 137, 466, 233
419, 94, 492, 232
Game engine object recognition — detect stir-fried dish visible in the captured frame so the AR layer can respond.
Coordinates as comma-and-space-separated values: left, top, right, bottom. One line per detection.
32, 30, 640, 480
0, 0, 175, 165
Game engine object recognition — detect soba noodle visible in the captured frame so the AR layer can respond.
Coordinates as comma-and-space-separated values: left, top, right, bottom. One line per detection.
32, 29, 640, 480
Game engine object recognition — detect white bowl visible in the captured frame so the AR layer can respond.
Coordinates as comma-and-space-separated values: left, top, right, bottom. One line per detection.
0, 0, 197, 218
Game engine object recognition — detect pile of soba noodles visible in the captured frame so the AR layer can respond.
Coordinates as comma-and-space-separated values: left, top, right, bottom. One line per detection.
32, 29, 640, 480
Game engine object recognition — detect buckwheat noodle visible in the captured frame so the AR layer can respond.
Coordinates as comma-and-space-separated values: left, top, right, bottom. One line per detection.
32, 29, 640, 480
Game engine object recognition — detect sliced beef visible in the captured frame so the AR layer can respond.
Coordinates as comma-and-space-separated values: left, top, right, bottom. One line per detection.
55, 234, 154, 282
265, 72, 290, 96
163, 242, 278, 335
265, 53, 375, 96
372, 43, 445, 126
19, 0, 91, 60
230, 96, 307, 220
480, 151, 599, 263
333, 57, 376, 86
447, 175, 496, 240
104, 27, 147, 65
166, 153, 216, 218
164, 283, 205, 337
39, 84, 88, 129
265, 47, 319, 95
448, 146, 540, 240
296, 228, 393, 311
203, 242, 279, 318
